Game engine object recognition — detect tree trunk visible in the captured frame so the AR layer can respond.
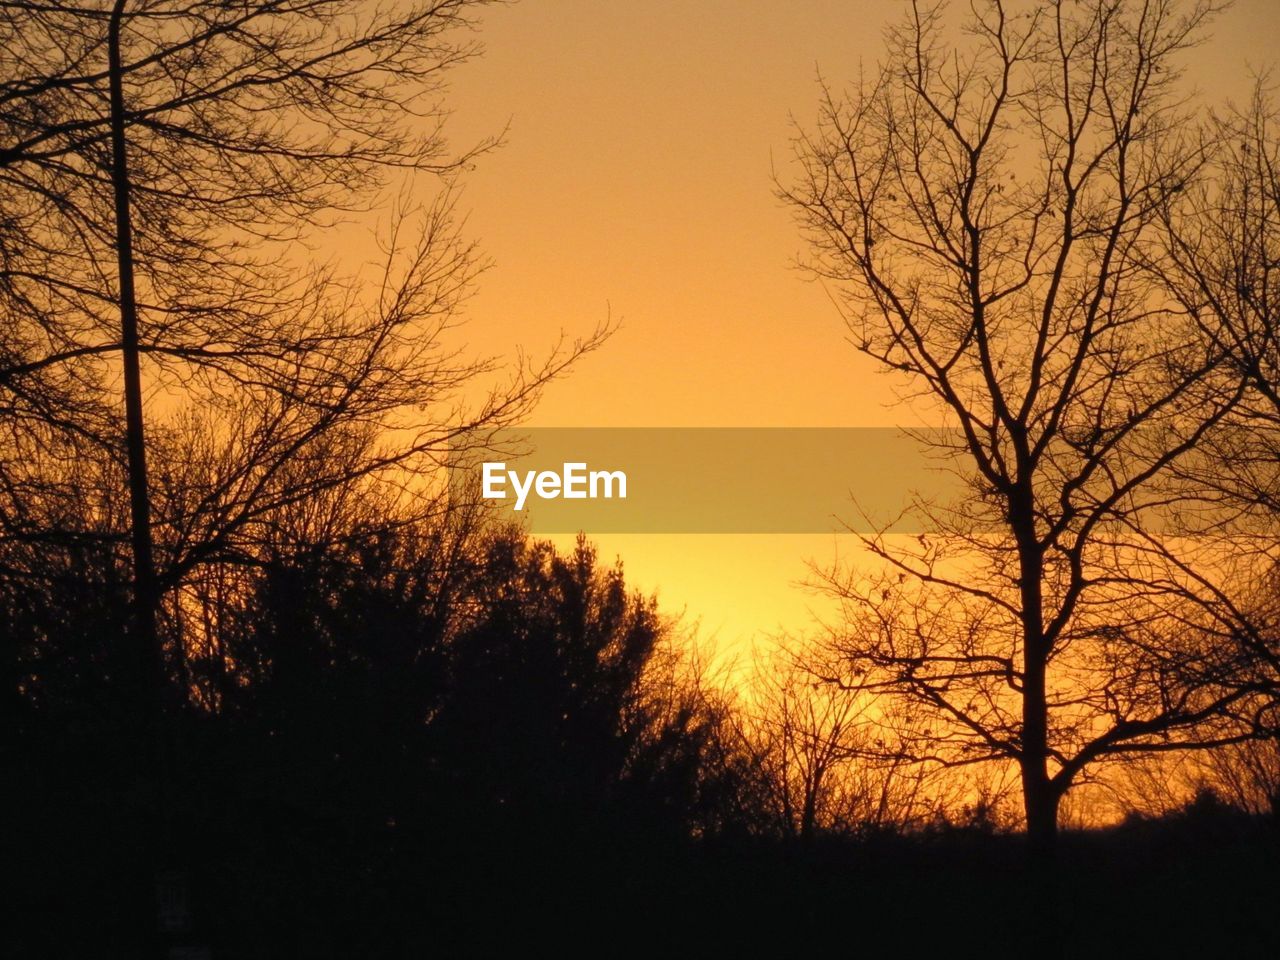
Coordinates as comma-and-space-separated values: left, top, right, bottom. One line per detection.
108, 4, 171, 954
1015, 485, 1063, 953
109, 0, 159, 702
1022, 756, 1059, 862
1011, 475, 1059, 862
1021, 636, 1057, 863
1023, 780, 1065, 960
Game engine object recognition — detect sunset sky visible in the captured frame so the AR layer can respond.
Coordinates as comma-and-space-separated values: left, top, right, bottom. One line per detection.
16, 6, 1280, 951
427, 0, 1280, 654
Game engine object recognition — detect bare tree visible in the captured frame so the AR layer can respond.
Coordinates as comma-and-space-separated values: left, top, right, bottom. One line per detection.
1159, 80, 1280, 513
1197, 737, 1280, 817
746, 646, 866, 841
724, 642, 945, 840
1, 4, 606, 949
0, 0, 606, 668
781, 0, 1268, 861
1154, 78, 1280, 719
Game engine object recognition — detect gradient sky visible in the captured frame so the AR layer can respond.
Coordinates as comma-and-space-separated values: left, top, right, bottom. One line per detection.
430, 0, 1280, 654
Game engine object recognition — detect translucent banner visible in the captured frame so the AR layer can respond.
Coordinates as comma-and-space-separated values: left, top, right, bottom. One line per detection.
448, 427, 969, 533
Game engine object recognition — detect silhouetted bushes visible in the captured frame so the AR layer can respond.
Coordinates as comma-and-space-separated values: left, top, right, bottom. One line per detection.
6, 505, 1278, 957
6, 507, 763, 954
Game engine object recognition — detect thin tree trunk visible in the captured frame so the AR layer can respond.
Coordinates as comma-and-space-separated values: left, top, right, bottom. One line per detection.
1016, 495, 1063, 956
108, 3, 168, 953
1021, 647, 1057, 863
108, 0, 157, 685
1011, 473, 1061, 871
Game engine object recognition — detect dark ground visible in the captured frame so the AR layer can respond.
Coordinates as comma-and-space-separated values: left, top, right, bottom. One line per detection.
11, 792, 1277, 958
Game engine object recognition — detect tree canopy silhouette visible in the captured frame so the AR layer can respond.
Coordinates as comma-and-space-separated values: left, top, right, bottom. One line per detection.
0, 0, 607, 746
1, 3, 606, 952
1155, 78, 1280, 735
782, 0, 1269, 860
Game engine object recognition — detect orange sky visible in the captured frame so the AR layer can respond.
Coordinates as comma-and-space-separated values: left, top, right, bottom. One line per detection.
423, 0, 1280, 655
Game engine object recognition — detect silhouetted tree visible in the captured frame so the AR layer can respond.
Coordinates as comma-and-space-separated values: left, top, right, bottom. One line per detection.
738, 646, 872, 841
9, 449, 777, 952
1, 5, 609, 951
0, 0, 606, 705
1154, 78, 1280, 732
438, 533, 675, 835
782, 0, 1261, 862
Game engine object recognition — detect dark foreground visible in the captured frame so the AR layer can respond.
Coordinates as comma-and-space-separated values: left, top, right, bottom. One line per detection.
8, 534, 1276, 956
11, 797, 1277, 958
